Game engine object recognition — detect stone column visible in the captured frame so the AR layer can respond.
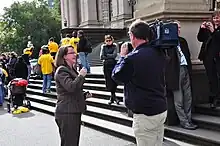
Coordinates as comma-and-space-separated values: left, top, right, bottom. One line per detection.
102, 0, 110, 24
68, 0, 78, 27
80, 0, 100, 27
61, 0, 69, 28
111, 0, 132, 28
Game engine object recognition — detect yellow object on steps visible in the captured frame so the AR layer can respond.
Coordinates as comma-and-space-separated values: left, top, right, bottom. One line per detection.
12, 107, 30, 114
19, 107, 30, 113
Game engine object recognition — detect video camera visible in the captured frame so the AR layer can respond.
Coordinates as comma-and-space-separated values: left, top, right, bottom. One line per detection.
149, 20, 179, 49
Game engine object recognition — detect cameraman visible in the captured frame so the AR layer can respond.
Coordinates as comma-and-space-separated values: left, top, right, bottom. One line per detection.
112, 19, 167, 146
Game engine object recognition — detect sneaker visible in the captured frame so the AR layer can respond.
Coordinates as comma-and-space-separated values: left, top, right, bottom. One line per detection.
108, 100, 114, 105
46, 89, 51, 93
115, 98, 120, 105
180, 122, 197, 130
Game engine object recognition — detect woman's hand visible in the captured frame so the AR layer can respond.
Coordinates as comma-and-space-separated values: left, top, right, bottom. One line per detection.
79, 67, 87, 77
206, 22, 215, 32
201, 21, 207, 28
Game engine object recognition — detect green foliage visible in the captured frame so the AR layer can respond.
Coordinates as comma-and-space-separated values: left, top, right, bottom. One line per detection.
0, 0, 61, 57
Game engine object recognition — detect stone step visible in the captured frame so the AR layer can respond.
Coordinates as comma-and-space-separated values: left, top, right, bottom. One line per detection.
195, 104, 220, 117
26, 94, 131, 127
27, 84, 124, 101
26, 89, 126, 112
30, 78, 106, 84
29, 101, 135, 142
27, 99, 197, 146
28, 80, 124, 93
27, 94, 218, 146
30, 73, 105, 80
192, 114, 220, 132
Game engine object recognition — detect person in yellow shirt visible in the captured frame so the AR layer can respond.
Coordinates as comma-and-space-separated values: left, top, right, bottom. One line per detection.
48, 37, 59, 59
70, 31, 80, 69
38, 45, 54, 94
60, 34, 71, 46
70, 31, 80, 54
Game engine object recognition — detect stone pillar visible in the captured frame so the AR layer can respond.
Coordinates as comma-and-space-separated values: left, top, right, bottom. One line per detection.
68, 0, 78, 27
111, 0, 132, 28
102, 0, 110, 24
80, 0, 100, 28
61, 0, 69, 28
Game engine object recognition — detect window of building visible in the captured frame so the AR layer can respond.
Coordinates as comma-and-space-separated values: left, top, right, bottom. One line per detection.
109, 0, 113, 21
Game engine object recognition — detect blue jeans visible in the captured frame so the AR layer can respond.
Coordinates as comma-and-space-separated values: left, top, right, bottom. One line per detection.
27, 65, 31, 82
0, 84, 3, 105
78, 52, 90, 73
42, 74, 52, 93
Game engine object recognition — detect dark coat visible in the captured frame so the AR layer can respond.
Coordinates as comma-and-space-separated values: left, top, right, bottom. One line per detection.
112, 43, 167, 116
77, 37, 89, 53
54, 65, 86, 116
197, 27, 212, 61
100, 43, 118, 92
165, 37, 192, 91
15, 61, 28, 79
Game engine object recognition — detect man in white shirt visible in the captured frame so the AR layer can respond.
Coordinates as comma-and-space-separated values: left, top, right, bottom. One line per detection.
165, 20, 198, 130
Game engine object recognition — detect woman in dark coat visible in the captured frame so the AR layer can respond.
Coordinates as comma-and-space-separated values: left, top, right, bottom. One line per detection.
15, 56, 28, 79
197, 11, 220, 108
54, 45, 91, 146
8, 52, 18, 81
100, 35, 119, 105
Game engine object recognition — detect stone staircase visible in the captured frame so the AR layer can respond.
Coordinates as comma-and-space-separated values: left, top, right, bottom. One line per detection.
26, 74, 220, 146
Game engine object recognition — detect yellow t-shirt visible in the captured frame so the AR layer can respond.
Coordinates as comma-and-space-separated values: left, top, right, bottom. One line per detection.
48, 42, 59, 53
61, 37, 71, 46
0, 68, 8, 77
70, 37, 80, 54
38, 54, 54, 74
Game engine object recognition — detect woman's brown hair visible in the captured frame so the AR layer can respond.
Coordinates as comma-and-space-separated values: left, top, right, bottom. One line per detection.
212, 10, 220, 18
54, 45, 72, 67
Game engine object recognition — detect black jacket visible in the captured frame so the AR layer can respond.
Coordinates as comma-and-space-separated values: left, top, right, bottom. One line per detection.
100, 43, 117, 63
77, 37, 89, 53
165, 37, 192, 91
15, 61, 28, 79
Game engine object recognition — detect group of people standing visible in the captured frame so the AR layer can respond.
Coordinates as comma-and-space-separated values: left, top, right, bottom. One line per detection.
0, 50, 32, 106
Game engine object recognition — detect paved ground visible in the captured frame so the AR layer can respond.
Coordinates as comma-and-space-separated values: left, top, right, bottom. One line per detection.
0, 104, 195, 146
0, 105, 135, 146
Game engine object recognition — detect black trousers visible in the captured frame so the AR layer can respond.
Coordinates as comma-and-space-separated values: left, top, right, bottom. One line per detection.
203, 57, 220, 102
55, 113, 81, 146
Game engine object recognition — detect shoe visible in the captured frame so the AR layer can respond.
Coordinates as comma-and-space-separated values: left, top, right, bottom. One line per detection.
46, 89, 51, 93
190, 123, 198, 129
180, 122, 197, 130
115, 98, 120, 105
210, 99, 217, 109
108, 100, 114, 105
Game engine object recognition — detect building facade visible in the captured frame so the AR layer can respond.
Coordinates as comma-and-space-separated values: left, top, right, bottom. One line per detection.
60, 0, 219, 61
60, 0, 133, 28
